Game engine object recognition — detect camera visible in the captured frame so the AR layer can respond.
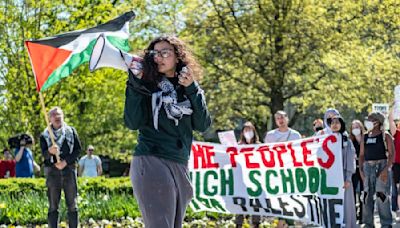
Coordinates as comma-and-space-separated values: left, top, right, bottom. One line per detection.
8, 133, 33, 148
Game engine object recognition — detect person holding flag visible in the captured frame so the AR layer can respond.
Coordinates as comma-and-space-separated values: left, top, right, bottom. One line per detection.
40, 107, 82, 228
25, 11, 136, 228
125, 35, 211, 228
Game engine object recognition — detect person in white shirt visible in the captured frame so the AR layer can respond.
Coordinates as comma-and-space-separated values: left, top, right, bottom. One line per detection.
264, 110, 301, 143
78, 145, 102, 177
263, 110, 301, 227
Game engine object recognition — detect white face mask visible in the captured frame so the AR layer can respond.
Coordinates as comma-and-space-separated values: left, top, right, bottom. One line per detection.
364, 120, 374, 131
352, 128, 361, 136
244, 131, 254, 141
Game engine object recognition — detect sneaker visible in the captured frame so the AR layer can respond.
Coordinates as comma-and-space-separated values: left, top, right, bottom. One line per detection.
396, 210, 400, 222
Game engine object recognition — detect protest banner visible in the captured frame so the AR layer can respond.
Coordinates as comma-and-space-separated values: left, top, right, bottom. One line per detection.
217, 130, 238, 146
189, 134, 344, 227
394, 85, 400, 120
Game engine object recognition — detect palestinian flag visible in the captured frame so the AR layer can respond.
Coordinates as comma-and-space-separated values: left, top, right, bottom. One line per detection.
25, 11, 135, 92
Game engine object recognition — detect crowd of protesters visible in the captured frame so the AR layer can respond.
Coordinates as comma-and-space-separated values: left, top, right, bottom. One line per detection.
233, 108, 400, 228
1, 106, 400, 227
0, 138, 102, 179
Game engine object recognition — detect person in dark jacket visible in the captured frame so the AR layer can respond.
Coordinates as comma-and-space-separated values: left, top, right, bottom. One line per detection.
124, 35, 211, 228
40, 107, 82, 228
349, 119, 365, 223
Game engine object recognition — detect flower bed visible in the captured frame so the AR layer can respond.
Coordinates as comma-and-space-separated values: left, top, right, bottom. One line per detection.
0, 177, 281, 227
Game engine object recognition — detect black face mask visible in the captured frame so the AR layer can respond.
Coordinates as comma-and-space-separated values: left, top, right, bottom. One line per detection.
315, 126, 323, 132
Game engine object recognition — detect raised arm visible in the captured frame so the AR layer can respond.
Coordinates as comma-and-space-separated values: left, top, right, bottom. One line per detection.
14, 147, 24, 162
124, 72, 150, 130
389, 109, 397, 136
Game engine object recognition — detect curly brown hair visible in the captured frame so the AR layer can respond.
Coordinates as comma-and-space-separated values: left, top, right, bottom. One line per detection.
141, 35, 202, 84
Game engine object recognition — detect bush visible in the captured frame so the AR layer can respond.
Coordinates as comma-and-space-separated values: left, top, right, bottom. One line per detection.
0, 177, 134, 225
0, 177, 132, 196
0, 177, 236, 226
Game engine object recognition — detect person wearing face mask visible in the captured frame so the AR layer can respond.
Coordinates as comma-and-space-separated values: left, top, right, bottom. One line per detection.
389, 109, 400, 221
328, 116, 357, 227
359, 112, 394, 228
349, 120, 365, 224
235, 121, 261, 228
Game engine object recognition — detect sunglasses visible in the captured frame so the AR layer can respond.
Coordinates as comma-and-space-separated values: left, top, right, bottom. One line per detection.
148, 49, 175, 58
88, 149, 94, 152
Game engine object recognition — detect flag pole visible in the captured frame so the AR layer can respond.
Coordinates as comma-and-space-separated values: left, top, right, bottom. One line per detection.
39, 92, 60, 163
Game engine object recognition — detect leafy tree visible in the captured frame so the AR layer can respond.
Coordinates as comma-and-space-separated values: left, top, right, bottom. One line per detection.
0, 0, 188, 163
1, 0, 398, 161
182, 0, 400, 134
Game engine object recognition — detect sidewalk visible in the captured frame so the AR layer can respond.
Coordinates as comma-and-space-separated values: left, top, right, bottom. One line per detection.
290, 211, 399, 227
372, 211, 400, 228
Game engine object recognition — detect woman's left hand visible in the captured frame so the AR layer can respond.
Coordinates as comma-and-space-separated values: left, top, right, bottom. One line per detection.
178, 67, 194, 87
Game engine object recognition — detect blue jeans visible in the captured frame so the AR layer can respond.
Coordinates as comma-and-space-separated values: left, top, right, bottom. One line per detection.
362, 160, 392, 227
46, 165, 78, 228
392, 181, 398, 212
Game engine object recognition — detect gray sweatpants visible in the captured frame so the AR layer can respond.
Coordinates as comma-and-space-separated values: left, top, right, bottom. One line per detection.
130, 155, 193, 228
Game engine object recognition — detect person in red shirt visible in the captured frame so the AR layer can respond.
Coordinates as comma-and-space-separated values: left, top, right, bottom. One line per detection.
0, 160, 3, 178
0, 148, 16, 178
389, 110, 400, 221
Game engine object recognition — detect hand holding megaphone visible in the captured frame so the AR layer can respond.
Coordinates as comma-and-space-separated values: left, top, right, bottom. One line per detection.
129, 56, 143, 79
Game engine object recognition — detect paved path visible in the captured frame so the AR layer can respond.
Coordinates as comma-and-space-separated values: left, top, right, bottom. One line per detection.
372, 211, 399, 227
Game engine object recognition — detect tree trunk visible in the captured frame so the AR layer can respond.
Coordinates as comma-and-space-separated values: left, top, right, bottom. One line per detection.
269, 91, 285, 129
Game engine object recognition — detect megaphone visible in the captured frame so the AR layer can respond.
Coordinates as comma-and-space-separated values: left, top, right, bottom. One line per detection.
89, 34, 142, 74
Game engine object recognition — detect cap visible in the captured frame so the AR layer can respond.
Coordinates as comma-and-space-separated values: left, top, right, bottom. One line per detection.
368, 112, 385, 125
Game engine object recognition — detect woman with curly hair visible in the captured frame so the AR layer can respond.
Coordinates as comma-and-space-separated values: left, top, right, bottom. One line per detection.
124, 35, 211, 228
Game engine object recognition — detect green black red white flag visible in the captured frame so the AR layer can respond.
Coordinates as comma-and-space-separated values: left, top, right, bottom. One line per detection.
25, 11, 135, 92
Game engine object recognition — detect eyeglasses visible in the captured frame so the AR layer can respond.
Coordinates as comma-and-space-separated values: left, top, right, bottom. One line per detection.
88, 149, 94, 152
148, 49, 175, 58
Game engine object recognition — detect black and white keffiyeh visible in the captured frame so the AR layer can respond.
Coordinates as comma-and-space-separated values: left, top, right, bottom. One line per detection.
152, 77, 193, 130
43, 123, 75, 162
